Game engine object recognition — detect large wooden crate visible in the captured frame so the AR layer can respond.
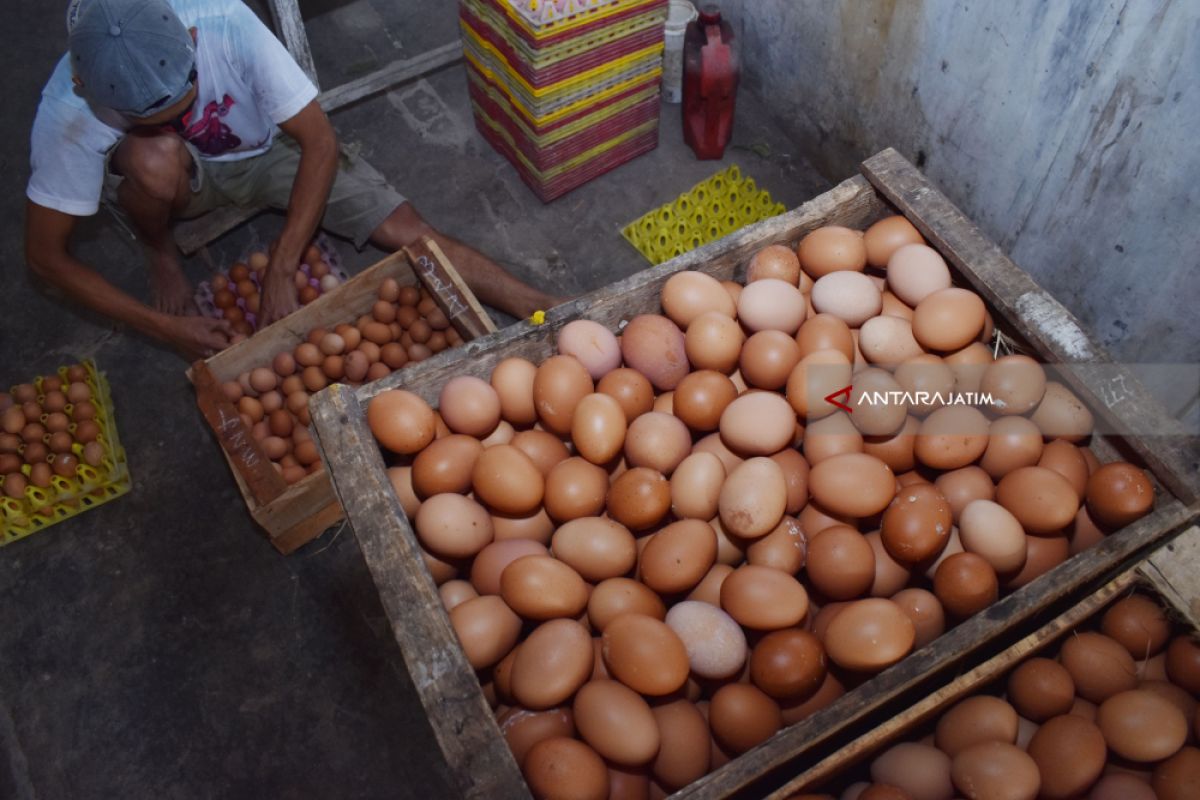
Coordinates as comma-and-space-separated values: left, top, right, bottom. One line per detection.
309, 149, 1200, 798
771, 523, 1200, 798
189, 238, 495, 555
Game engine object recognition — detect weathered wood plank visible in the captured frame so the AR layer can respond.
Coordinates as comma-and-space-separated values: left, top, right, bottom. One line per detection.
405, 237, 498, 340
1138, 524, 1200, 633
768, 563, 1147, 798
862, 148, 1200, 505
309, 384, 530, 799
317, 42, 463, 113
267, 0, 319, 88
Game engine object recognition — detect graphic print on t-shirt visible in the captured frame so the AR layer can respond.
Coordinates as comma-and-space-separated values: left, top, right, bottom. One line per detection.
170, 94, 243, 156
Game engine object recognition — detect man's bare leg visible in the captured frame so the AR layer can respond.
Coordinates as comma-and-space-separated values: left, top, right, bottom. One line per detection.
370, 202, 564, 320
112, 131, 197, 315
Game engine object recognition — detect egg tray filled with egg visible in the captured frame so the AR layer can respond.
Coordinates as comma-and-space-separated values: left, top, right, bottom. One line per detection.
0, 360, 131, 542
779, 535, 1200, 800
310, 153, 1197, 800
194, 236, 347, 341
216, 278, 466, 488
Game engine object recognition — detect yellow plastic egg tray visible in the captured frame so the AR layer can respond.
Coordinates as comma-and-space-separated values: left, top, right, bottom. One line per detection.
0, 360, 131, 545
622, 165, 788, 265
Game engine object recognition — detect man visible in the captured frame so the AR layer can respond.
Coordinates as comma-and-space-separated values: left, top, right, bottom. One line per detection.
26, 0, 559, 360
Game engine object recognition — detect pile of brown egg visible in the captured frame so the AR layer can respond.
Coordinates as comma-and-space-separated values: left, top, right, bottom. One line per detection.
220, 278, 464, 485
363, 217, 1157, 800
210, 243, 342, 338
800, 593, 1200, 800
1, 365, 105, 499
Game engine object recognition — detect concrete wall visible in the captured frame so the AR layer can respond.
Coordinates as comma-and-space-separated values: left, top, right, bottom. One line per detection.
727, 0, 1198, 419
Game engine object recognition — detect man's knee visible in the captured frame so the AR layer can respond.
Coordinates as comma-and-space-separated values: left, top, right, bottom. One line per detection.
373, 201, 434, 248
116, 133, 190, 203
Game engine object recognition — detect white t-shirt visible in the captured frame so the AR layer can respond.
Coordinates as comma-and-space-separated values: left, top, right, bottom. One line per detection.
27, 0, 318, 217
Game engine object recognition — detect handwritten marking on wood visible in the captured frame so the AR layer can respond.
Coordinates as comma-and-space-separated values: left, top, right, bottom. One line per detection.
414, 254, 470, 319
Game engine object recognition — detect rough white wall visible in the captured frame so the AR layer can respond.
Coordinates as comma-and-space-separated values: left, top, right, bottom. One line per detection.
732, 0, 1199, 417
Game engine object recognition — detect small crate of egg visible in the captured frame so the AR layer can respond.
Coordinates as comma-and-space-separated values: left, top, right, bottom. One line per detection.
786, 532, 1200, 800
0, 361, 130, 543
344, 219, 1162, 798
218, 277, 466, 486
196, 237, 347, 338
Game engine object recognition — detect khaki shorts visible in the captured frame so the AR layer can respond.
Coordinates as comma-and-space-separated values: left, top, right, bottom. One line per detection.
107, 136, 405, 249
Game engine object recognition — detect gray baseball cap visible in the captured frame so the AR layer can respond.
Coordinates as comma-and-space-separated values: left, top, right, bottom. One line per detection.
67, 0, 196, 117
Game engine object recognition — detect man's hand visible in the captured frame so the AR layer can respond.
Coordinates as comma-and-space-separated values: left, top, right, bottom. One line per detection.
163, 315, 234, 361
258, 258, 300, 326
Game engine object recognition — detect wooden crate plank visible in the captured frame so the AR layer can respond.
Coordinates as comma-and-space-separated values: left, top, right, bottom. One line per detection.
309, 384, 531, 800
768, 564, 1147, 798
1138, 524, 1200, 632
405, 237, 498, 340
317, 42, 463, 113
861, 148, 1200, 505
267, 0, 319, 88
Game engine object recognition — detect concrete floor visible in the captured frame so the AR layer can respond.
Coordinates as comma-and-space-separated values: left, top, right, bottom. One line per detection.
1, 2, 826, 797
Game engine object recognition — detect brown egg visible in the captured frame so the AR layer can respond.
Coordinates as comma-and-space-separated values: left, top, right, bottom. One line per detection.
588, 579, 666, 632
664, 600, 748, 681
785, 349, 854, 423
1102, 595, 1171, 659
1004, 533, 1070, 589
795, 314, 856, 363
71, 400, 97, 422
685, 311, 745, 374
543, 457, 609, 523
822, 598, 915, 672
740, 331, 802, 390
509, 430, 569, 477
720, 564, 809, 630
1089, 773, 1157, 800
410, 434, 482, 498
512, 619, 594, 710
621, 315, 689, 391
934, 552, 999, 619
881, 483, 953, 565
936, 695, 1019, 757
912, 288, 987, 352
449, 595, 521, 669
845, 368, 909, 437
870, 742, 953, 800
414, 493, 494, 559
661, 270, 737, 327
567, 393, 626, 466
798, 226, 867, 277
550, 517, 636, 583
469, 539, 548, 596
718, 457, 789, 539
523, 737, 609, 800
533, 355, 594, 436
596, 368, 656, 424
708, 683, 782, 755
1038, 440, 1090, 499
739, 278, 808, 334
858, 315, 925, 366
807, 525, 876, 600
572, 680, 660, 767
489, 357, 538, 426
809, 272, 881, 327
886, 243, 951, 306
1023, 713, 1108, 800
865, 216, 924, 268
29, 461, 53, 488
624, 412, 691, 474
44, 412, 70, 434
957, 499, 1028, 576
386, 466, 420, 518
639, 519, 717, 594
914, 406, 990, 470
1030, 382, 1094, 442
719, 392, 796, 456
670, 452, 726, 520
891, 587, 945, 649
809, 453, 896, 517
748, 516, 808, 574
980, 416, 1044, 479
1086, 462, 1154, 530
1152, 746, 1200, 800
651, 699, 710, 790
471, 445, 544, 516
368, 390, 435, 454
995, 466, 1079, 535
951, 741, 1040, 800
865, 530, 912, 597
747, 244, 803, 284
780, 669, 846, 725
980, 355, 1047, 416
1098, 690, 1188, 762
491, 507, 554, 545
1061, 633, 1139, 703
438, 376, 501, 438
749, 628, 826, 701
501, 555, 589, 621
606, 467, 671, 531
1166, 636, 1200, 694
770, 449, 810, 515
602, 614, 689, 696
694, 430, 747, 473
2, 472, 27, 499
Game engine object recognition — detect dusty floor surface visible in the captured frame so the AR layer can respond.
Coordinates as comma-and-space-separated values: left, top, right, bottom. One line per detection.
1, 1, 827, 797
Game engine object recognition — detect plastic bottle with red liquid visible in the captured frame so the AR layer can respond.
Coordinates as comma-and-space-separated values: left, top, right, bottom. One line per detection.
682, 4, 739, 160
